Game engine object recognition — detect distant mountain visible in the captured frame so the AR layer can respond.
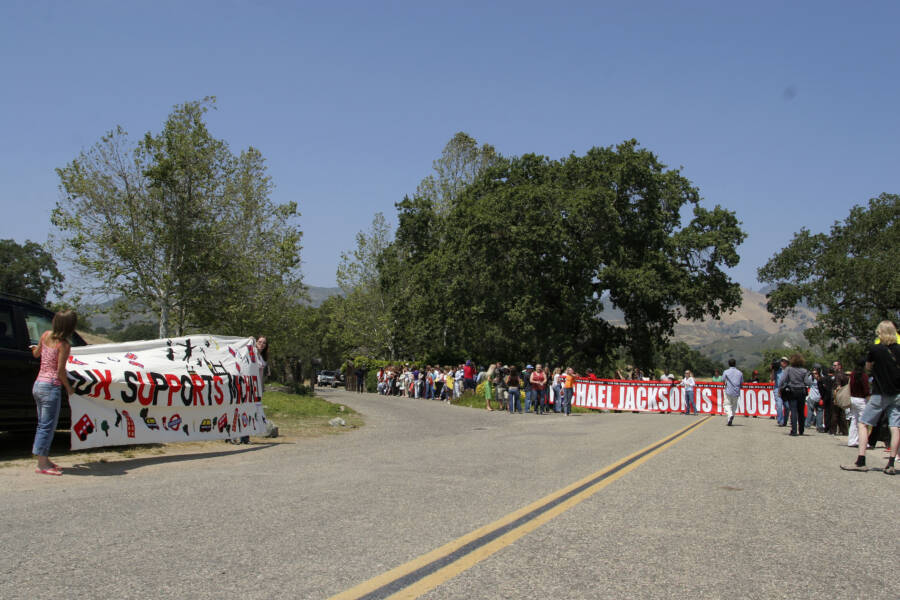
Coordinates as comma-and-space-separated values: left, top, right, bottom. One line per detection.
85, 285, 344, 331
674, 287, 816, 367
601, 286, 817, 368
304, 286, 343, 308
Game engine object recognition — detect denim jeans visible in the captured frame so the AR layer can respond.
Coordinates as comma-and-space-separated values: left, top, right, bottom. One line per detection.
805, 397, 818, 428
563, 387, 573, 414
508, 388, 519, 413
32, 381, 61, 456
552, 384, 562, 412
775, 392, 786, 425
533, 388, 547, 413
524, 389, 534, 412
785, 389, 804, 434
683, 390, 696, 414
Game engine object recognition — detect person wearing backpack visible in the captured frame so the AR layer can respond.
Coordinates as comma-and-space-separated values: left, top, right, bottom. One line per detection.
841, 321, 900, 474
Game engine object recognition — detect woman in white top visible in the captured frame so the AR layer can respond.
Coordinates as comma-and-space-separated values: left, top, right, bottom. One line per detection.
682, 370, 697, 415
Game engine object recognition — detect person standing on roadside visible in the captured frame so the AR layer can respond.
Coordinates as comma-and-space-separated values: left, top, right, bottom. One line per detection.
778, 353, 809, 436
842, 321, 900, 474
805, 367, 823, 431
773, 357, 788, 425
530, 364, 548, 415
828, 361, 849, 436
682, 370, 697, 415
562, 367, 575, 415
463, 359, 476, 391
30, 310, 78, 476
722, 358, 743, 426
522, 365, 534, 413
847, 357, 870, 448
483, 363, 495, 411
551, 367, 563, 413
506, 367, 521, 414
493, 363, 507, 411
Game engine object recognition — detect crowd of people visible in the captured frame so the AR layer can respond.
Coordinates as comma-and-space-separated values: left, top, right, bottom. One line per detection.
376, 362, 586, 414
371, 320, 900, 475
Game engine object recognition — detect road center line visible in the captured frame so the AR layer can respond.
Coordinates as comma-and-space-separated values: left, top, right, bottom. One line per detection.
330, 416, 712, 600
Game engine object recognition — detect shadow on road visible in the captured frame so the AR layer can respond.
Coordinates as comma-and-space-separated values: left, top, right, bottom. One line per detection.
62, 443, 278, 476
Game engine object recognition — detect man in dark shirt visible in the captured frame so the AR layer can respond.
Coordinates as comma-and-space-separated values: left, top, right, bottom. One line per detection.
841, 321, 900, 473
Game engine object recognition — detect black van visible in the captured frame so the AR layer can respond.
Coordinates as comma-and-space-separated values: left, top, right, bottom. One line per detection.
0, 294, 86, 432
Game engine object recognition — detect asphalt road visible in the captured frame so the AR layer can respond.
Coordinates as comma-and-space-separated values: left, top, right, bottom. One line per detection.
1, 389, 897, 599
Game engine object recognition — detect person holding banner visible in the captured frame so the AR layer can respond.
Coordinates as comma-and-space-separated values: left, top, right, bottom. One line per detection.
681, 370, 697, 415
234, 336, 269, 444
30, 310, 78, 476
778, 354, 809, 436
722, 358, 743, 426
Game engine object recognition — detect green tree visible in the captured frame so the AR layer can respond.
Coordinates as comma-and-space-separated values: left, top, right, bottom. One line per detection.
657, 342, 718, 377
53, 97, 303, 338
333, 213, 397, 358
386, 139, 746, 371
0, 239, 63, 304
758, 193, 900, 354
382, 133, 502, 362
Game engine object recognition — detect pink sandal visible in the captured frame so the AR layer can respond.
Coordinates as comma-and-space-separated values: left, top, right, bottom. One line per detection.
36, 467, 62, 476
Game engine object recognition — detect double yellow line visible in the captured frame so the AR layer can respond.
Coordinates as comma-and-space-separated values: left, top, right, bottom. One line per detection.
331, 416, 711, 599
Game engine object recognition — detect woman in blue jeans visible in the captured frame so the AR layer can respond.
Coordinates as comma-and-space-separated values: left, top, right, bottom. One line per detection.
505, 367, 521, 414
682, 370, 697, 415
30, 310, 78, 476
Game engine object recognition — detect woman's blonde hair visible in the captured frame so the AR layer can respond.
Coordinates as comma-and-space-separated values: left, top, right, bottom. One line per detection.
50, 310, 77, 342
876, 320, 898, 345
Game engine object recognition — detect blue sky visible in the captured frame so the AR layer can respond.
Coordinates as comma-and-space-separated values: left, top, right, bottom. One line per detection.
2, 1, 898, 292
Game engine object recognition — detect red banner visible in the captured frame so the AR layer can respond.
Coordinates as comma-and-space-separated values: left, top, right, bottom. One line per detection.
571, 379, 776, 417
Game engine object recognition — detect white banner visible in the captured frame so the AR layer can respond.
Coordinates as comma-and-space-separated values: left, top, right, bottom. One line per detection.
67, 335, 268, 449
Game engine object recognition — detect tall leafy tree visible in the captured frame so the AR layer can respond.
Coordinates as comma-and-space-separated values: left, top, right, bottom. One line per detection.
384, 133, 501, 361
333, 212, 398, 358
53, 97, 303, 338
386, 139, 745, 371
0, 239, 64, 304
758, 192, 900, 352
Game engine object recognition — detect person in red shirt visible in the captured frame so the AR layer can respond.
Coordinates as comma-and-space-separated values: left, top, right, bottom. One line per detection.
463, 360, 476, 391
530, 364, 548, 414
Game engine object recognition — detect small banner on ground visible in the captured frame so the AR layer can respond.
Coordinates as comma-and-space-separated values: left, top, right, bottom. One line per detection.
572, 379, 776, 417
67, 335, 268, 450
